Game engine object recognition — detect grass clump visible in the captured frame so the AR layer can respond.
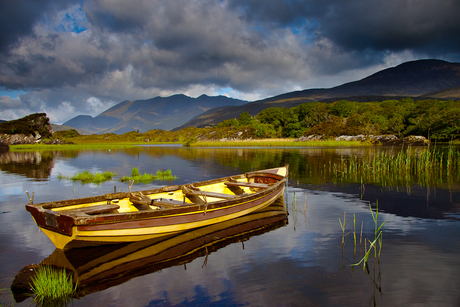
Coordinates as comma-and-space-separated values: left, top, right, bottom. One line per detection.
120, 168, 178, 184
30, 265, 77, 306
58, 170, 116, 185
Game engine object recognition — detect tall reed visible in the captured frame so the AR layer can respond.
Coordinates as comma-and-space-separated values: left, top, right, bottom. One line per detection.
339, 212, 348, 247
353, 201, 386, 270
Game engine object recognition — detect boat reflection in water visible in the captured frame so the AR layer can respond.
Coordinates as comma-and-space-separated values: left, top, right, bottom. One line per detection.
12, 196, 288, 302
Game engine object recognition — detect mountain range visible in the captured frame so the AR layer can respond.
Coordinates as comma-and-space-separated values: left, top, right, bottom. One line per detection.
63, 94, 247, 134
63, 59, 460, 133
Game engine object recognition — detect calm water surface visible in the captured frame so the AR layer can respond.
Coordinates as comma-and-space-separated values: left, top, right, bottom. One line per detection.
1, 146, 460, 306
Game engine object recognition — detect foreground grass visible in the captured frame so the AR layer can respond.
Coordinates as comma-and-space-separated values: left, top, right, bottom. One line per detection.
190, 138, 371, 147
31, 266, 77, 306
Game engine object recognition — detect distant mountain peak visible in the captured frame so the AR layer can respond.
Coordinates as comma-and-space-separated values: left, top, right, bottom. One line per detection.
63, 94, 247, 134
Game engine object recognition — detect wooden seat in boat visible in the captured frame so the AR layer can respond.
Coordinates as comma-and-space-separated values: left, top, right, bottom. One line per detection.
63, 204, 120, 215
130, 192, 185, 210
224, 181, 269, 189
182, 185, 237, 200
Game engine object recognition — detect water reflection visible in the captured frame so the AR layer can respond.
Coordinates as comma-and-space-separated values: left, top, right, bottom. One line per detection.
11, 198, 288, 303
0, 150, 55, 179
3, 146, 459, 189
2, 146, 460, 306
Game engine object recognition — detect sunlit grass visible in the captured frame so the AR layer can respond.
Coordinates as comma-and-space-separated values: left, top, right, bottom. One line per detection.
30, 265, 77, 306
58, 168, 178, 185
120, 168, 178, 184
10, 143, 140, 151
190, 138, 369, 147
58, 171, 117, 185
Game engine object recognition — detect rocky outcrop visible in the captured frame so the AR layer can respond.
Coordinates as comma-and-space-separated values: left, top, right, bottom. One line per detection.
0, 113, 53, 145
0, 133, 43, 145
296, 134, 430, 145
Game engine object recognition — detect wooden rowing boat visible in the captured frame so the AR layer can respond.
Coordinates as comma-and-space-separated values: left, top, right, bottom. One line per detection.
13, 198, 288, 301
26, 165, 289, 249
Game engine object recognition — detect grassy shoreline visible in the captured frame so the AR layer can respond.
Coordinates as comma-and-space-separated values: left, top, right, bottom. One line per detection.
8, 138, 375, 150
10, 137, 457, 150
189, 138, 371, 147
9, 142, 179, 151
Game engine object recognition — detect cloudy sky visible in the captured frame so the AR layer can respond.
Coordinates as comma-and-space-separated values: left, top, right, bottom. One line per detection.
1, 0, 459, 124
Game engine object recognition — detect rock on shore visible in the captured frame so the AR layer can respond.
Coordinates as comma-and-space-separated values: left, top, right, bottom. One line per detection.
296, 134, 430, 145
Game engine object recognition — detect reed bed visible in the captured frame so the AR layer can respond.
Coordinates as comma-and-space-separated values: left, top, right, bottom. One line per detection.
191, 139, 368, 147
327, 145, 460, 187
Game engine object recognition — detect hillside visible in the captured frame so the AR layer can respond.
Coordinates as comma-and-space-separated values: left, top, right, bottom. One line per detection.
51, 124, 90, 135
420, 85, 460, 99
62, 59, 460, 132
178, 59, 460, 128
63, 94, 247, 134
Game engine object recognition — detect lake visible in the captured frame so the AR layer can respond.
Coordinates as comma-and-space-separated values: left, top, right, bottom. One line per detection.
1, 145, 459, 306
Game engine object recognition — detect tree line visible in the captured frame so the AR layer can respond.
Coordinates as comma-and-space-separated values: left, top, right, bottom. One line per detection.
216, 98, 460, 140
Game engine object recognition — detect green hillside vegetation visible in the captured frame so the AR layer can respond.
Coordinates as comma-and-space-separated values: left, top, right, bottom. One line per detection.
12, 98, 460, 150
245, 98, 460, 140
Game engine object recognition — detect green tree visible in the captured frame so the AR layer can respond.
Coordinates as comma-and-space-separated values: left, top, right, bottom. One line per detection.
253, 123, 278, 138
330, 100, 356, 117
257, 107, 287, 130
238, 112, 252, 126
430, 108, 460, 140
217, 118, 240, 128
283, 122, 306, 138
296, 102, 330, 127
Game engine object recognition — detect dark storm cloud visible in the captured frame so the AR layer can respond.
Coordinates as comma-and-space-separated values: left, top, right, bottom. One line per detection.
230, 0, 460, 58
0, 0, 459, 123
318, 1, 460, 54
0, 0, 77, 53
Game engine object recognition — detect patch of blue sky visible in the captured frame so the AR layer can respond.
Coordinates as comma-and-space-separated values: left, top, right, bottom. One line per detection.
53, 5, 88, 33
216, 87, 234, 97
290, 19, 317, 45
0, 88, 27, 98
